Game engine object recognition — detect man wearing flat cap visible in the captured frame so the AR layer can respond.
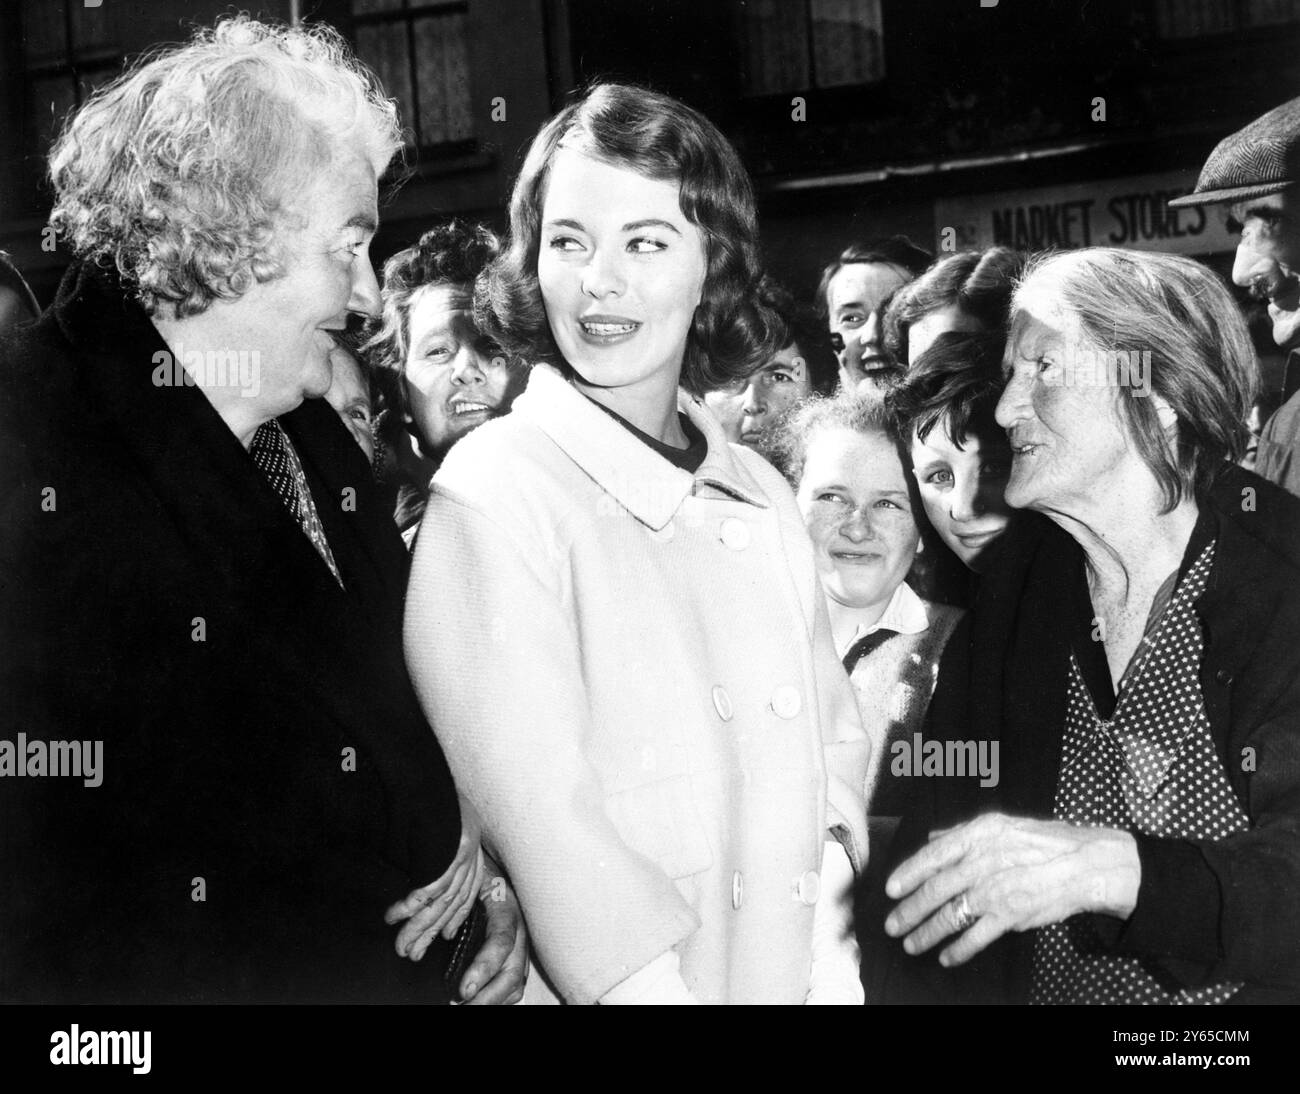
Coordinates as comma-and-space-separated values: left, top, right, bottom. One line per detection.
1171, 96, 1300, 496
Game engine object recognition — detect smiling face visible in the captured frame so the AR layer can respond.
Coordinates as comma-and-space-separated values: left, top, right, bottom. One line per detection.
402, 283, 520, 458
910, 414, 1013, 571
703, 342, 812, 447
827, 262, 911, 374
224, 153, 381, 415
996, 288, 1134, 516
324, 343, 374, 463
1229, 192, 1300, 349
538, 149, 708, 407
796, 425, 920, 612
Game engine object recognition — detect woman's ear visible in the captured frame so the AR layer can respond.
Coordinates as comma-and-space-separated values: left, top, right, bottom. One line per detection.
1152, 394, 1178, 431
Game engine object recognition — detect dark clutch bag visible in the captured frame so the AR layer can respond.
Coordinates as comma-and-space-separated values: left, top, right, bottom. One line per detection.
443, 899, 489, 998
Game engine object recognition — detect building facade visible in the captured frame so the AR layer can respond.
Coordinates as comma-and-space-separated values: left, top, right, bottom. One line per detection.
3, 0, 1298, 374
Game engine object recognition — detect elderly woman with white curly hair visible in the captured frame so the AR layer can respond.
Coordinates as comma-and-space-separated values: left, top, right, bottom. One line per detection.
877, 247, 1300, 1005
0, 16, 524, 1004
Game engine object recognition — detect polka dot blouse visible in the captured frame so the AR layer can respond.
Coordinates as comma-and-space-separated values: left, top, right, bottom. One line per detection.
1031, 542, 1246, 1005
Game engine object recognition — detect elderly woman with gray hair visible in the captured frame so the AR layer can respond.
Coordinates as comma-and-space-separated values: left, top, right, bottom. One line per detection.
879, 247, 1300, 1005
0, 16, 525, 1003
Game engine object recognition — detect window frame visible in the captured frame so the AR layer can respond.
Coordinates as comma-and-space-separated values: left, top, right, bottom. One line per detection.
350, 0, 478, 160
734, 0, 888, 101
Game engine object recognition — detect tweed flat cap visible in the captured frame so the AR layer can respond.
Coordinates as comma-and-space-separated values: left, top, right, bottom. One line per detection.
1169, 96, 1300, 208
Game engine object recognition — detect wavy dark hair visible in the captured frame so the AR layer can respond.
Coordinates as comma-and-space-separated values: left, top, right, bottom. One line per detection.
475, 82, 782, 394
886, 330, 1009, 449
760, 278, 838, 395
815, 236, 933, 318
365, 220, 500, 379
883, 247, 1024, 365
885, 330, 1010, 607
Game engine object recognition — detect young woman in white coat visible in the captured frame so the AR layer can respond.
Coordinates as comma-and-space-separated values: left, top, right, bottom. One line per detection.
403, 83, 869, 1004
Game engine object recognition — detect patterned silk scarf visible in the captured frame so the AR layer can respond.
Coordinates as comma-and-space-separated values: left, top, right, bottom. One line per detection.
249, 419, 344, 589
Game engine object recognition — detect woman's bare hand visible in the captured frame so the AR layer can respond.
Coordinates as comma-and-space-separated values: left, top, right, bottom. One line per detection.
884, 812, 1141, 967
384, 795, 486, 960
458, 874, 529, 1005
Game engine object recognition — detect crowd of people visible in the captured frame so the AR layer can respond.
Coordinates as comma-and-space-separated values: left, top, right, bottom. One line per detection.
1, 15, 1298, 1005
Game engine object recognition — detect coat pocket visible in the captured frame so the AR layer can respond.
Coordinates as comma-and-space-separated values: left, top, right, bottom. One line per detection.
604, 774, 715, 880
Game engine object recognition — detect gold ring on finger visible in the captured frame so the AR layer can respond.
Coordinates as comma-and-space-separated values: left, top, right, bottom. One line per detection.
951, 891, 977, 932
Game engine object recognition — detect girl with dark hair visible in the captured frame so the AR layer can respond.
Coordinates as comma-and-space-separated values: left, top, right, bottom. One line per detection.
703, 280, 836, 457
818, 236, 933, 394
887, 331, 1016, 605
404, 83, 868, 1004
364, 221, 524, 541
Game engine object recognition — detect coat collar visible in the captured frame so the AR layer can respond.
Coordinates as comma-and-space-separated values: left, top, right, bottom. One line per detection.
514, 363, 769, 529
50, 261, 379, 600
45, 261, 414, 742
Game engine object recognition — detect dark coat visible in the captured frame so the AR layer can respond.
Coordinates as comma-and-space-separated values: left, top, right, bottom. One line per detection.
868, 463, 1300, 1005
1257, 375, 1300, 498
0, 251, 39, 320
0, 262, 461, 1003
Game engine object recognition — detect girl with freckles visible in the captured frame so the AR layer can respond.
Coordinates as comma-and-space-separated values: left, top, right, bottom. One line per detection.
402, 84, 868, 1004
774, 393, 963, 1001
775, 394, 963, 822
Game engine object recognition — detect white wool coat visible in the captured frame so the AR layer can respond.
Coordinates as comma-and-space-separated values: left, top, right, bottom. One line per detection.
404, 364, 869, 1004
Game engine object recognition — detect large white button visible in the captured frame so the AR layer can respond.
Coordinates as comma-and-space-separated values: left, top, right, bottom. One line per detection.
732, 871, 744, 909
770, 685, 802, 719
711, 685, 734, 722
719, 518, 751, 551
795, 870, 820, 906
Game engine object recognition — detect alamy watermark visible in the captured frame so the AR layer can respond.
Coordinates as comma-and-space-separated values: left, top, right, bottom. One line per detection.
890, 732, 999, 788
50, 1025, 150, 1075
0, 733, 102, 787
1043, 345, 1152, 398
152, 341, 261, 397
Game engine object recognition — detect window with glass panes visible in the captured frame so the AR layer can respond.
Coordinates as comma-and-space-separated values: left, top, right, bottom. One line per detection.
1154, 0, 1300, 38
18, 0, 122, 160
351, 0, 475, 152
736, 0, 885, 97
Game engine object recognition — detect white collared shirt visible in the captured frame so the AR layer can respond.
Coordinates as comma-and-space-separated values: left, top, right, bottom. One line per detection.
827, 580, 930, 661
